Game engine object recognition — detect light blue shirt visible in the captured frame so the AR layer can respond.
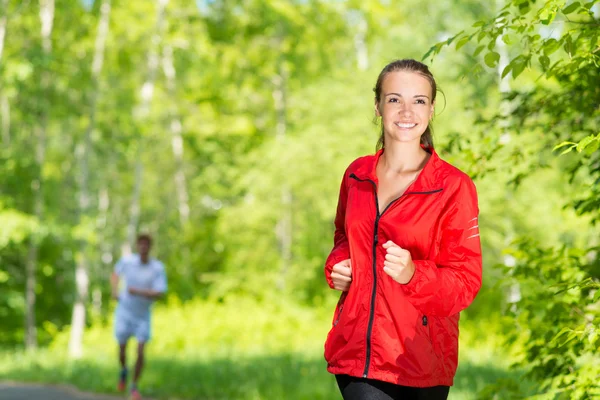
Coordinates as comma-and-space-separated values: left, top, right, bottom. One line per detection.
114, 254, 167, 319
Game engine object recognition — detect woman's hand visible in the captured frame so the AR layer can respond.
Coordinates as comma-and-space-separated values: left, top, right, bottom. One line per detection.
382, 241, 415, 284
331, 259, 352, 291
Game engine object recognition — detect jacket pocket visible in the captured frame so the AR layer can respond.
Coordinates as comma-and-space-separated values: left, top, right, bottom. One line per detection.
422, 314, 444, 362
422, 314, 433, 345
333, 292, 347, 327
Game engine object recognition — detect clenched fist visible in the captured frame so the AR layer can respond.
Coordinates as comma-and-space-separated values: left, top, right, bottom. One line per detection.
331, 259, 352, 292
382, 241, 415, 284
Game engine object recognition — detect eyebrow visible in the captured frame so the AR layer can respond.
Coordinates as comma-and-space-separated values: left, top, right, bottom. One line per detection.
385, 93, 430, 99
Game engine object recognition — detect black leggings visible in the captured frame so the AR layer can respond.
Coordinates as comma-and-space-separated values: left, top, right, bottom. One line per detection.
336, 375, 450, 400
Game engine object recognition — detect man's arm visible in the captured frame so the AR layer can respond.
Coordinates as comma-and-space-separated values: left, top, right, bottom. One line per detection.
127, 287, 164, 299
110, 272, 120, 300
128, 263, 167, 300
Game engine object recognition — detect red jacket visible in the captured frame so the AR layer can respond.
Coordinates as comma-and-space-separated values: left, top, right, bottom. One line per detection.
324, 148, 482, 387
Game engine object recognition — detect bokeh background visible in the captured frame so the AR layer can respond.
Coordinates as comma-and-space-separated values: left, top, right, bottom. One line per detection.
1, 0, 599, 399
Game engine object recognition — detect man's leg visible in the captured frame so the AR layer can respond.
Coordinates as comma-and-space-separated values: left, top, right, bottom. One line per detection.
119, 342, 128, 369
117, 342, 128, 391
114, 311, 131, 392
128, 341, 145, 400
130, 317, 150, 400
133, 341, 146, 385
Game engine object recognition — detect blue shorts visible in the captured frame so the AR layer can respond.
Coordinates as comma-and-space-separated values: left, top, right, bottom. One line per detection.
114, 308, 151, 344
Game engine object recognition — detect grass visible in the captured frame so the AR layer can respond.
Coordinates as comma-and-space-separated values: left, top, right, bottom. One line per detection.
0, 296, 524, 399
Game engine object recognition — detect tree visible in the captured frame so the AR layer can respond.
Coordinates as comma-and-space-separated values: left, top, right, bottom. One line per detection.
427, 1, 600, 397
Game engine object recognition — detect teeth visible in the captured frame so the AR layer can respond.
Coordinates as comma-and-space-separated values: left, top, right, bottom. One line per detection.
395, 122, 417, 128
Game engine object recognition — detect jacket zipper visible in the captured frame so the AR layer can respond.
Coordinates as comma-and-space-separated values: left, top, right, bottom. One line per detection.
350, 173, 442, 378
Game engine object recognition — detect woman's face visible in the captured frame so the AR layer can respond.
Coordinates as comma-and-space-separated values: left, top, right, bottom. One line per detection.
376, 70, 435, 145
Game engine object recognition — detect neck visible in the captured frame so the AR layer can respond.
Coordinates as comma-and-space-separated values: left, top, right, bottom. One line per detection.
140, 254, 150, 263
381, 141, 429, 173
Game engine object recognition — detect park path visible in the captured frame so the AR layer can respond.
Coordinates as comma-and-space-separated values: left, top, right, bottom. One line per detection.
0, 382, 127, 400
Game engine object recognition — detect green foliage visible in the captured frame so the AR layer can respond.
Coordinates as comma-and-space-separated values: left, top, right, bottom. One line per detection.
429, 0, 600, 398
0, 300, 525, 399
4, 1, 597, 397
496, 241, 599, 399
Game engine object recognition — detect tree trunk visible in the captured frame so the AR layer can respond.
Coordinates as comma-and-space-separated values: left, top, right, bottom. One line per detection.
0, 0, 8, 145
272, 63, 292, 290
353, 13, 369, 71
126, 0, 169, 249
1, 94, 9, 146
0, 0, 7, 61
162, 44, 189, 226
69, 0, 111, 359
126, 157, 143, 252
24, 0, 55, 351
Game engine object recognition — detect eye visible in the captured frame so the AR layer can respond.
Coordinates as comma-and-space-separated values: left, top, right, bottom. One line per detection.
388, 97, 399, 103
416, 99, 427, 105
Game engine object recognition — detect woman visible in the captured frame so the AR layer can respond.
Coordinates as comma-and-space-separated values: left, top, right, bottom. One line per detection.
324, 59, 482, 400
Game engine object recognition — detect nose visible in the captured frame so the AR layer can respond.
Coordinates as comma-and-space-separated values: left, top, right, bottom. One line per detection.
398, 102, 413, 115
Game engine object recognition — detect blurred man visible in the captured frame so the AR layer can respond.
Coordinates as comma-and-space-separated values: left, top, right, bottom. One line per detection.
111, 234, 167, 400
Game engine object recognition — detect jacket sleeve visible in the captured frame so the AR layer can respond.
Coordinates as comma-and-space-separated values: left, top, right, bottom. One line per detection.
401, 176, 482, 317
324, 169, 351, 289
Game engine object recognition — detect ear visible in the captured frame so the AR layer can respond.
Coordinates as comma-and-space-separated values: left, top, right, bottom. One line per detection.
429, 101, 435, 120
374, 99, 381, 117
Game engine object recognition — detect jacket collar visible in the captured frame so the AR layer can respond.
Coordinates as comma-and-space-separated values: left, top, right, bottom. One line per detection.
351, 146, 444, 192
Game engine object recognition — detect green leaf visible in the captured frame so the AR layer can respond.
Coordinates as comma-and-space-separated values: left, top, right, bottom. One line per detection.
563, 34, 576, 55
423, 42, 445, 61
539, 55, 550, 70
562, 2, 581, 15
584, 139, 600, 155
588, 328, 598, 345
477, 30, 487, 43
422, 44, 438, 61
455, 36, 470, 50
560, 145, 578, 155
559, 330, 579, 347
551, 326, 574, 345
472, 21, 486, 28
502, 34, 516, 45
501, 63, 512, 79
594, 288, 600, 302
484, 52, 500, 68
446, 31, 464, 46
553, 141, 577, 152
518, 2, 531, 15
576, 135, 596, 152
511, 56, 528, 78
543, 38, 561, 55
474, 45, 485, 56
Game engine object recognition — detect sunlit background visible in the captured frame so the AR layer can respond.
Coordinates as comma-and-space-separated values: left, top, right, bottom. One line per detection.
0, 0, 599, 399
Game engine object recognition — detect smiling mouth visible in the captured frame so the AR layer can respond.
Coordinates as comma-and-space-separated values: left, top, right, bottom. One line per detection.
395, 122, 417, 129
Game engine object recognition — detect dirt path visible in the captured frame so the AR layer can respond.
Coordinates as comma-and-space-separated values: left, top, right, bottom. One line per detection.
0, 382, 126, 400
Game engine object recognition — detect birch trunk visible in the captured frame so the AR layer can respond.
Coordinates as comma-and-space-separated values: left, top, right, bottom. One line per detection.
0, 0, 8, 146
0, 0, 7, 61
272, 63, 292, 290
354, 14, 368, 71
69, 0, 111, 359
1, 95, 9, 146
126, 0, 169, 249
125, 157, 142, 253
162, 44, 189, 226
24, 0, 55, 350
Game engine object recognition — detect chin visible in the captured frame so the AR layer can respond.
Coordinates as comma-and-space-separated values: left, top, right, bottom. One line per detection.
389, 133, 424, 143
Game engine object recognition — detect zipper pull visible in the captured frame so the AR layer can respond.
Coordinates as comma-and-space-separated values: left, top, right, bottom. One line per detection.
422, 316, 428, 326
